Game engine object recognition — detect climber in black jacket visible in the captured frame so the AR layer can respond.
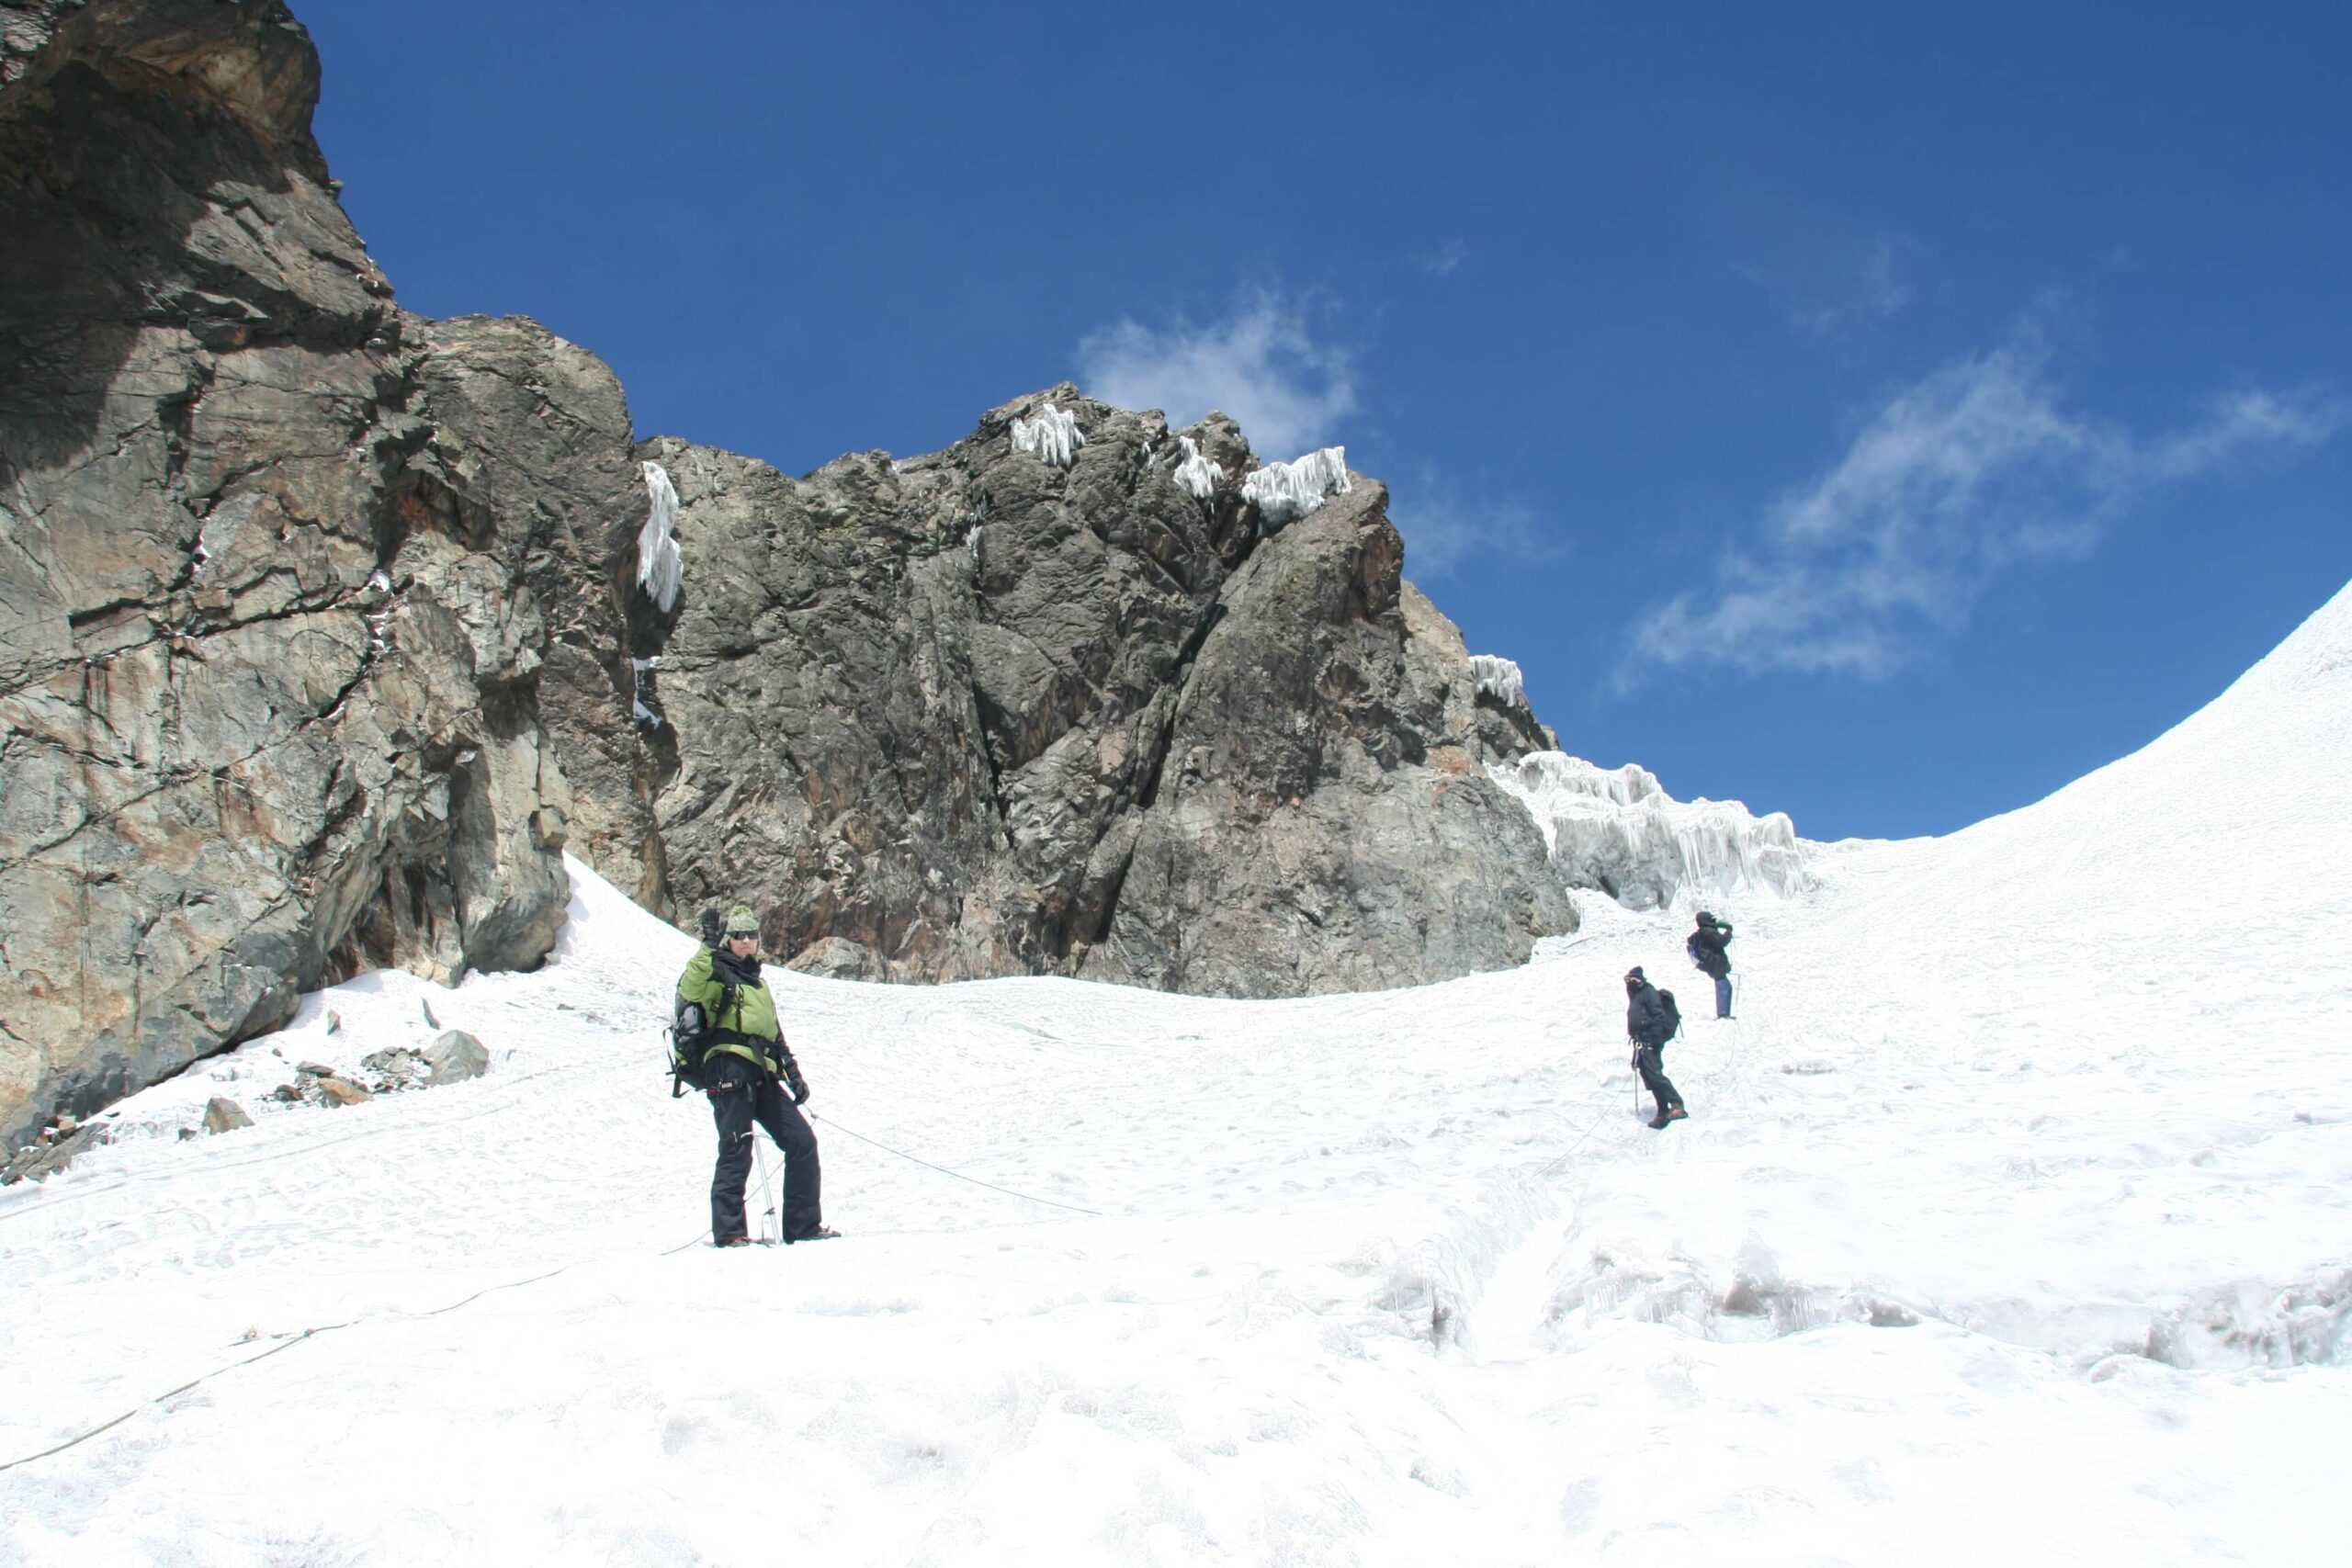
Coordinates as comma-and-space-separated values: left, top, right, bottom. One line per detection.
1624, 967, 1687, 1130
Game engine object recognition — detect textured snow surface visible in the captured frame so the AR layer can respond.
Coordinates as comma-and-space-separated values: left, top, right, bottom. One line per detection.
1239, 446, 1350, 525
1172, 435, 1223, 502
1468, 653, 1526, 709
1494, 751, 1812, 909
633, 461, 682, 613
4, 586, 2349, 1565
1011, 403, 1085, 468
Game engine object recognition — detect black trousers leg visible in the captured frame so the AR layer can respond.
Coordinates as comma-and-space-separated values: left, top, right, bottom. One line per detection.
1635, 1045, 1682, 1115
751, 1077, 823, 1238
707, 1060, 756, 1241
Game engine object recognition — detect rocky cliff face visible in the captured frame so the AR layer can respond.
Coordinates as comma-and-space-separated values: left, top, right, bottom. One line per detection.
0, 0, 1572, 1153
633, 392, 1574, 995
0, 1, 574, 1151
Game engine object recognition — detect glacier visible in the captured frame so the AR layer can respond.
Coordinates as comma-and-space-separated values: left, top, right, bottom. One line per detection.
1010, 403, 1085, 468
634, 461, 683, 613
1491, 750, 1811, 909
1239, 445, 1350, 526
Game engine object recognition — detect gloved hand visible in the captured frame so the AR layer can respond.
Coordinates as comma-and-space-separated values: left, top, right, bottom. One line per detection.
699, 907, 724, 947
780, 1050, 810, 1106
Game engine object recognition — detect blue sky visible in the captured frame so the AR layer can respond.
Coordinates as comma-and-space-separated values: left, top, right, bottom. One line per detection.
302, 1, 2349, 841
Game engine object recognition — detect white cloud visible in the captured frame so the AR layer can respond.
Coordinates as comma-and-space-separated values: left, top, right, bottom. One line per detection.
1076, 287, 1358, 458
1628, 334, 2349, 682
1737, 233, 1914, 342
1422, 239, 1469, 277
1391, 466, 1565, 581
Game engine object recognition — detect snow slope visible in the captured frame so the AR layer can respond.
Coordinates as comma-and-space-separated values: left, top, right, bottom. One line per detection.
3, 585, 2347, 1566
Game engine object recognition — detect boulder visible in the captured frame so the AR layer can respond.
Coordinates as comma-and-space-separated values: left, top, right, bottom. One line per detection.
314, 1076, 369, 1107
785, 938, 892, 982
424, 1030, 489, 1086
202, 1096, 254, 1134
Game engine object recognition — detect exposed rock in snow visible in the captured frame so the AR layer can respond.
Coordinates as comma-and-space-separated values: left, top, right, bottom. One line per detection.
1173, 435, 1224, 501
1469, 654, 1526, 709
1241, 446, 1351, 527
1490, 751, 1810, 909
1011, 403, 1085, 468
425, 1031, 491, 1086
635, 461, 683, 612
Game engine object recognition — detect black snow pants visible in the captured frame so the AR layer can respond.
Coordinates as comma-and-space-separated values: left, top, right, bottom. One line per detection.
1633, 1043, 1682, 1117
707, 1053, 822, 1242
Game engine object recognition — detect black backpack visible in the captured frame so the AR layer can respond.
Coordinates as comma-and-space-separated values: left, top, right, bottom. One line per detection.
666, 982, 736, 1098
1657, 987, 1681, 1041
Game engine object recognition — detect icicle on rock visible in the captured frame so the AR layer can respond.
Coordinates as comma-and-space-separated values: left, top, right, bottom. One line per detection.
636, 461, 683, 612
1469, 654, 1527, 709
1240, 446, 1350, 527
1489, 751, 1812, 909
1011, 403, 1085, 468
1173, 435, 1224, 501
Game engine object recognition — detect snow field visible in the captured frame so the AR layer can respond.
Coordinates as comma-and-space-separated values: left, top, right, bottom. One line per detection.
2, 586, 2348, 1564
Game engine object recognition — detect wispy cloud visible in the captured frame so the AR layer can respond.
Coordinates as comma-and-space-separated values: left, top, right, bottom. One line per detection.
1390, 465, 1565, 581
1076, 286, 1357, 458
1626, 330, 2349, 682
1736, 233, 1914, 342
1421, 238, 1469, 277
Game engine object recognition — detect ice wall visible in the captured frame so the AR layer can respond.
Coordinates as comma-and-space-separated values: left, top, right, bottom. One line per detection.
1011, 403, 1085, 468
1490, 751, 1811, 910
1240, 446, 1350, 526
635, 461, 682, 612
1173, 435, 1224, 501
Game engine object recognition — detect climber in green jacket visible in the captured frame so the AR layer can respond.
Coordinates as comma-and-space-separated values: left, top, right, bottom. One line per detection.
679, 903, 834, 1246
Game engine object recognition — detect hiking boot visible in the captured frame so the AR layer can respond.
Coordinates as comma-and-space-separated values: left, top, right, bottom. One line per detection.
786, 1225, 842, 1244
1667, 1106, 1689, 1122
1647, 1111, 1673, 1130
714, 1234, 752, 1248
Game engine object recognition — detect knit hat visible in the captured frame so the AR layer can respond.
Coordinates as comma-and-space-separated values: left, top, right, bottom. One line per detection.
724, 904, 758, 936
1624, 966, 1644, 983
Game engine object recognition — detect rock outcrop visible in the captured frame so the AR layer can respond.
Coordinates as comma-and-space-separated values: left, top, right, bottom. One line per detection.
0, 0, 1574, 1149
0, 2, 571, 1150
632, 391, 1573, 993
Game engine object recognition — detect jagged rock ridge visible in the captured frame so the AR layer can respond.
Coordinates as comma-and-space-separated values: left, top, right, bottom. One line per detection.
0, 0, 1572, 1153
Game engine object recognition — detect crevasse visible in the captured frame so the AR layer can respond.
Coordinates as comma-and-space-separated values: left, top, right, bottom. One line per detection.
1490, 751, 1811, 909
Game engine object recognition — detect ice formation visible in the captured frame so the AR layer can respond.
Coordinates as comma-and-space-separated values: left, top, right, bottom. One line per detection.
1490, 751, 1811, 909
1468, 654, 1527, 709
1010, 403, 1085, 468
1240, 446, 1350, 526
1173, 435, 1224, 502
629, 657, 661, 728
634, 461, 683, 613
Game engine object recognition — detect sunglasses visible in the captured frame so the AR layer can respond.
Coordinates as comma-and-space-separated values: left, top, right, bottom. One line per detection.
726, 930, 759, 941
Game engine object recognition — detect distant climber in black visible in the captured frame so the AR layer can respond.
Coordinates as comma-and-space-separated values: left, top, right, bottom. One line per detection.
1688, 910, 1734, 1020
1624, 966, 1687, 1130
